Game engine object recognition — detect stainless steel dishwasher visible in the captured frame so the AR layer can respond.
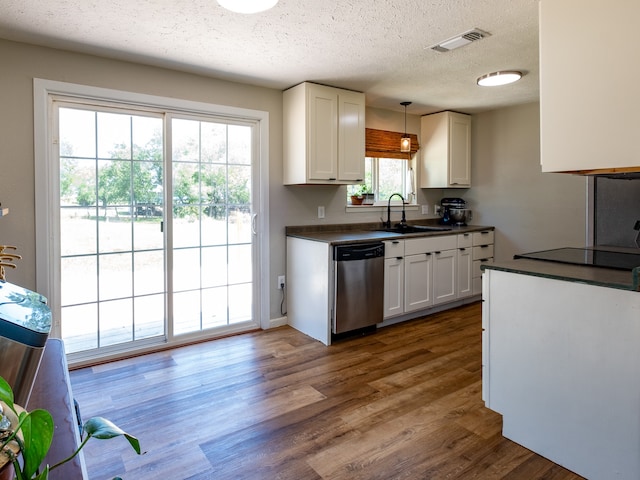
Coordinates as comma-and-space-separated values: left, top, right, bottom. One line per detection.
333, 242, 385, 335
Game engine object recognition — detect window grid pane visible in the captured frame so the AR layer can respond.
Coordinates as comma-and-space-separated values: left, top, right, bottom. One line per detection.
347, 157, 408, 203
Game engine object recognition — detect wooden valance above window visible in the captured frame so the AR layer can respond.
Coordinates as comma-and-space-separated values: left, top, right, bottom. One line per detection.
365, 128, 420, 160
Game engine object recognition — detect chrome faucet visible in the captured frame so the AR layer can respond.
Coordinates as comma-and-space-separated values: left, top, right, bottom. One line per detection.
386, 193, 406, 229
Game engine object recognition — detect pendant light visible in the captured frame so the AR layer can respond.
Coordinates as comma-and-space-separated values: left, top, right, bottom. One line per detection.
400, 101, 411, 153
217, 0, 278, 14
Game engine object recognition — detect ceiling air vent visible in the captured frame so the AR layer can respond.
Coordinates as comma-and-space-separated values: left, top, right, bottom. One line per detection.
428, 28, 491, 53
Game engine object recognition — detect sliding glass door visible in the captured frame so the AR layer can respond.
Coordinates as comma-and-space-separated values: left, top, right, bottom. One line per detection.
54, 101, 260, 360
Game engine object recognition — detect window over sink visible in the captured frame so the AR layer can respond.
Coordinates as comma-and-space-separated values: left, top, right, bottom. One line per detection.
346, 157, 415, 206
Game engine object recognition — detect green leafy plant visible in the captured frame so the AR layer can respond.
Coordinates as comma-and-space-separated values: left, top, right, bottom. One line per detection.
350, 183, 370, 196
0, 377, 141, 480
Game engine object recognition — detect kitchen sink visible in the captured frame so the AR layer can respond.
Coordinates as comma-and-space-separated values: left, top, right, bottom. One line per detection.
377, 225, 452, 234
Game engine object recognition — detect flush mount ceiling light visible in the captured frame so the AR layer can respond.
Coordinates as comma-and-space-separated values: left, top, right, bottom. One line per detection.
400, 101, 412, 153
477, 71, 523, 87
217, 0, 278, 14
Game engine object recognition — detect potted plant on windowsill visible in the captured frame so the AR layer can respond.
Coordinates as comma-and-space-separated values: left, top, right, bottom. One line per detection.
0, 377, 141, 480
350, 184, 371, 205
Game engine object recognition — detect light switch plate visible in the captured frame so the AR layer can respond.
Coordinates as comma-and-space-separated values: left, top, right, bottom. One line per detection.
421, 205, 429, 215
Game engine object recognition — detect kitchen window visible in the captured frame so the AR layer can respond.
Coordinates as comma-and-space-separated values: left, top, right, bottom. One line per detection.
347, 157, 416, 205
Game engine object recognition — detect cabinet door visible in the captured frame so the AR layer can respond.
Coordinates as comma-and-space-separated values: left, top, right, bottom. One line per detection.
383, 257, 404, 318
448, 113, 471, 186
404, 253, 433, 312
419, 111, 471, 188
433, 249, 457, 305
457, 247, 473, 299
337, 90, 366, 182
540, 0, 640, 173
307, 84, 339, 181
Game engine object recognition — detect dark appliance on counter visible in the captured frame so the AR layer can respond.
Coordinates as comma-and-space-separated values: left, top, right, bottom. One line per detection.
514, 247, 640, 271
440, 197, 470, 226
333, 242, 384, 337
0, 280, 52, 405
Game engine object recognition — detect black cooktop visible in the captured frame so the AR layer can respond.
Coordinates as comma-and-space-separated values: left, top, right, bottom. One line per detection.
514, 247, 640, 271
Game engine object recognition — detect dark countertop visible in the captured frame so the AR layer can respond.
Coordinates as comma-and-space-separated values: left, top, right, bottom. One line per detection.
483, 255, 640, 292
286, 222, 494, 245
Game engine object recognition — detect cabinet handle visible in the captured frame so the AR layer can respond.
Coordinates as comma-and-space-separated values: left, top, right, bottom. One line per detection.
435, 251, 441, 254
425, 252, 431, 256
396, 256, 403, 260
392, 240, 400, 244
459, 248, 466, 251
481, 245, 489, 248
481, 231, 490, 235
355, 178, 363, 181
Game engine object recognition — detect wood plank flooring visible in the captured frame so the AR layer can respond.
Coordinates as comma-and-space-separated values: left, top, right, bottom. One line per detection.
69, 303, 585, 480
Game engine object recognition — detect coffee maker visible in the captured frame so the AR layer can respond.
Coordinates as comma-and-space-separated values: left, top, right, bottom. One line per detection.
439, 197, 469, 226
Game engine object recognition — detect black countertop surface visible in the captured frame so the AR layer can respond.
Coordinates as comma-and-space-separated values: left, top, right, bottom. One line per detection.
484, 246, 640, 292
286, 222, 494, 245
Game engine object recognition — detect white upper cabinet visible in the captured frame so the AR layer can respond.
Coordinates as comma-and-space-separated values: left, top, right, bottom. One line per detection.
283, 82, 366, 184
420, 111, 471, 188
539, 0, 640, 173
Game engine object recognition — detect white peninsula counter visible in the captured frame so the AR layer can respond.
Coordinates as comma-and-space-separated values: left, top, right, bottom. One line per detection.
482, 253, 640, 480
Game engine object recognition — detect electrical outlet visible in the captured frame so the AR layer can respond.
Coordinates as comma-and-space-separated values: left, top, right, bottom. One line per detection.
434, 205, 442, 215
277, 275, 285, 289
421, 204, 429, 215
318, 206, 325, 219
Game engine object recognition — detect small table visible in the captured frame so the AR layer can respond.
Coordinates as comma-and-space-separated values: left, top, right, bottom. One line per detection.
26, 339, 88, 479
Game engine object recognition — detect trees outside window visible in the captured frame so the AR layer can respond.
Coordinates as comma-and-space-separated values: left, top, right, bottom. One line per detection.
347, 157, 411, 204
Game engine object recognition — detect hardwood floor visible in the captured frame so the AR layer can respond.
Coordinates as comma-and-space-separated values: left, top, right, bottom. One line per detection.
69, 302, 584, 480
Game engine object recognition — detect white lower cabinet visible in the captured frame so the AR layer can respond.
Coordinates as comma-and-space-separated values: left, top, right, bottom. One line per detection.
384, 234, 466, 319
404, 252, 433, 312
433, 249, 456, 305
483, 268, 640, 480
472, 230, 494, 295
383, 239, 404, 318
456, 233, 473, 299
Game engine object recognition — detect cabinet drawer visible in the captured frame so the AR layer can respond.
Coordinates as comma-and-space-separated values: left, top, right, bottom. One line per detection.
473, 244, 494, 261
457, 233, 473, 248
472, 230, 494, 245
405, 235, 457, 256
473, 258, 494, 277
384, 239, 404, 258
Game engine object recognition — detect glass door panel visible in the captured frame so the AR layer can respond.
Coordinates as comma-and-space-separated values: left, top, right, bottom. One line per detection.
170, 117, 254, 336
59, 106, 165, 354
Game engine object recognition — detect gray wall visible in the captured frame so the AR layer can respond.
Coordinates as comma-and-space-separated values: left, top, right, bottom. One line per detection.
0, 39, 285, 321
464, 103, 587, 261
0, 38, 588, 325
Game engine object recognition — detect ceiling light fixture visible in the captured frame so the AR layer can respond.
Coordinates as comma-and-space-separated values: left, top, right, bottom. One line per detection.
400, 101, 412, 153
477, 71, 523, 87
217, 0, 278, 14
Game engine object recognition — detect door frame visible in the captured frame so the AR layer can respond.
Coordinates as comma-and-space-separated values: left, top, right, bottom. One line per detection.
33, 79, 271, 362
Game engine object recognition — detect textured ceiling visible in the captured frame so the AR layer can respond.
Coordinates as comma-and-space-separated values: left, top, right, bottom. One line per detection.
0, 0, 540, 115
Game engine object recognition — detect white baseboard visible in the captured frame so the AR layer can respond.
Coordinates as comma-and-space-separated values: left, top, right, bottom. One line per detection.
268, 316, 288, 328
